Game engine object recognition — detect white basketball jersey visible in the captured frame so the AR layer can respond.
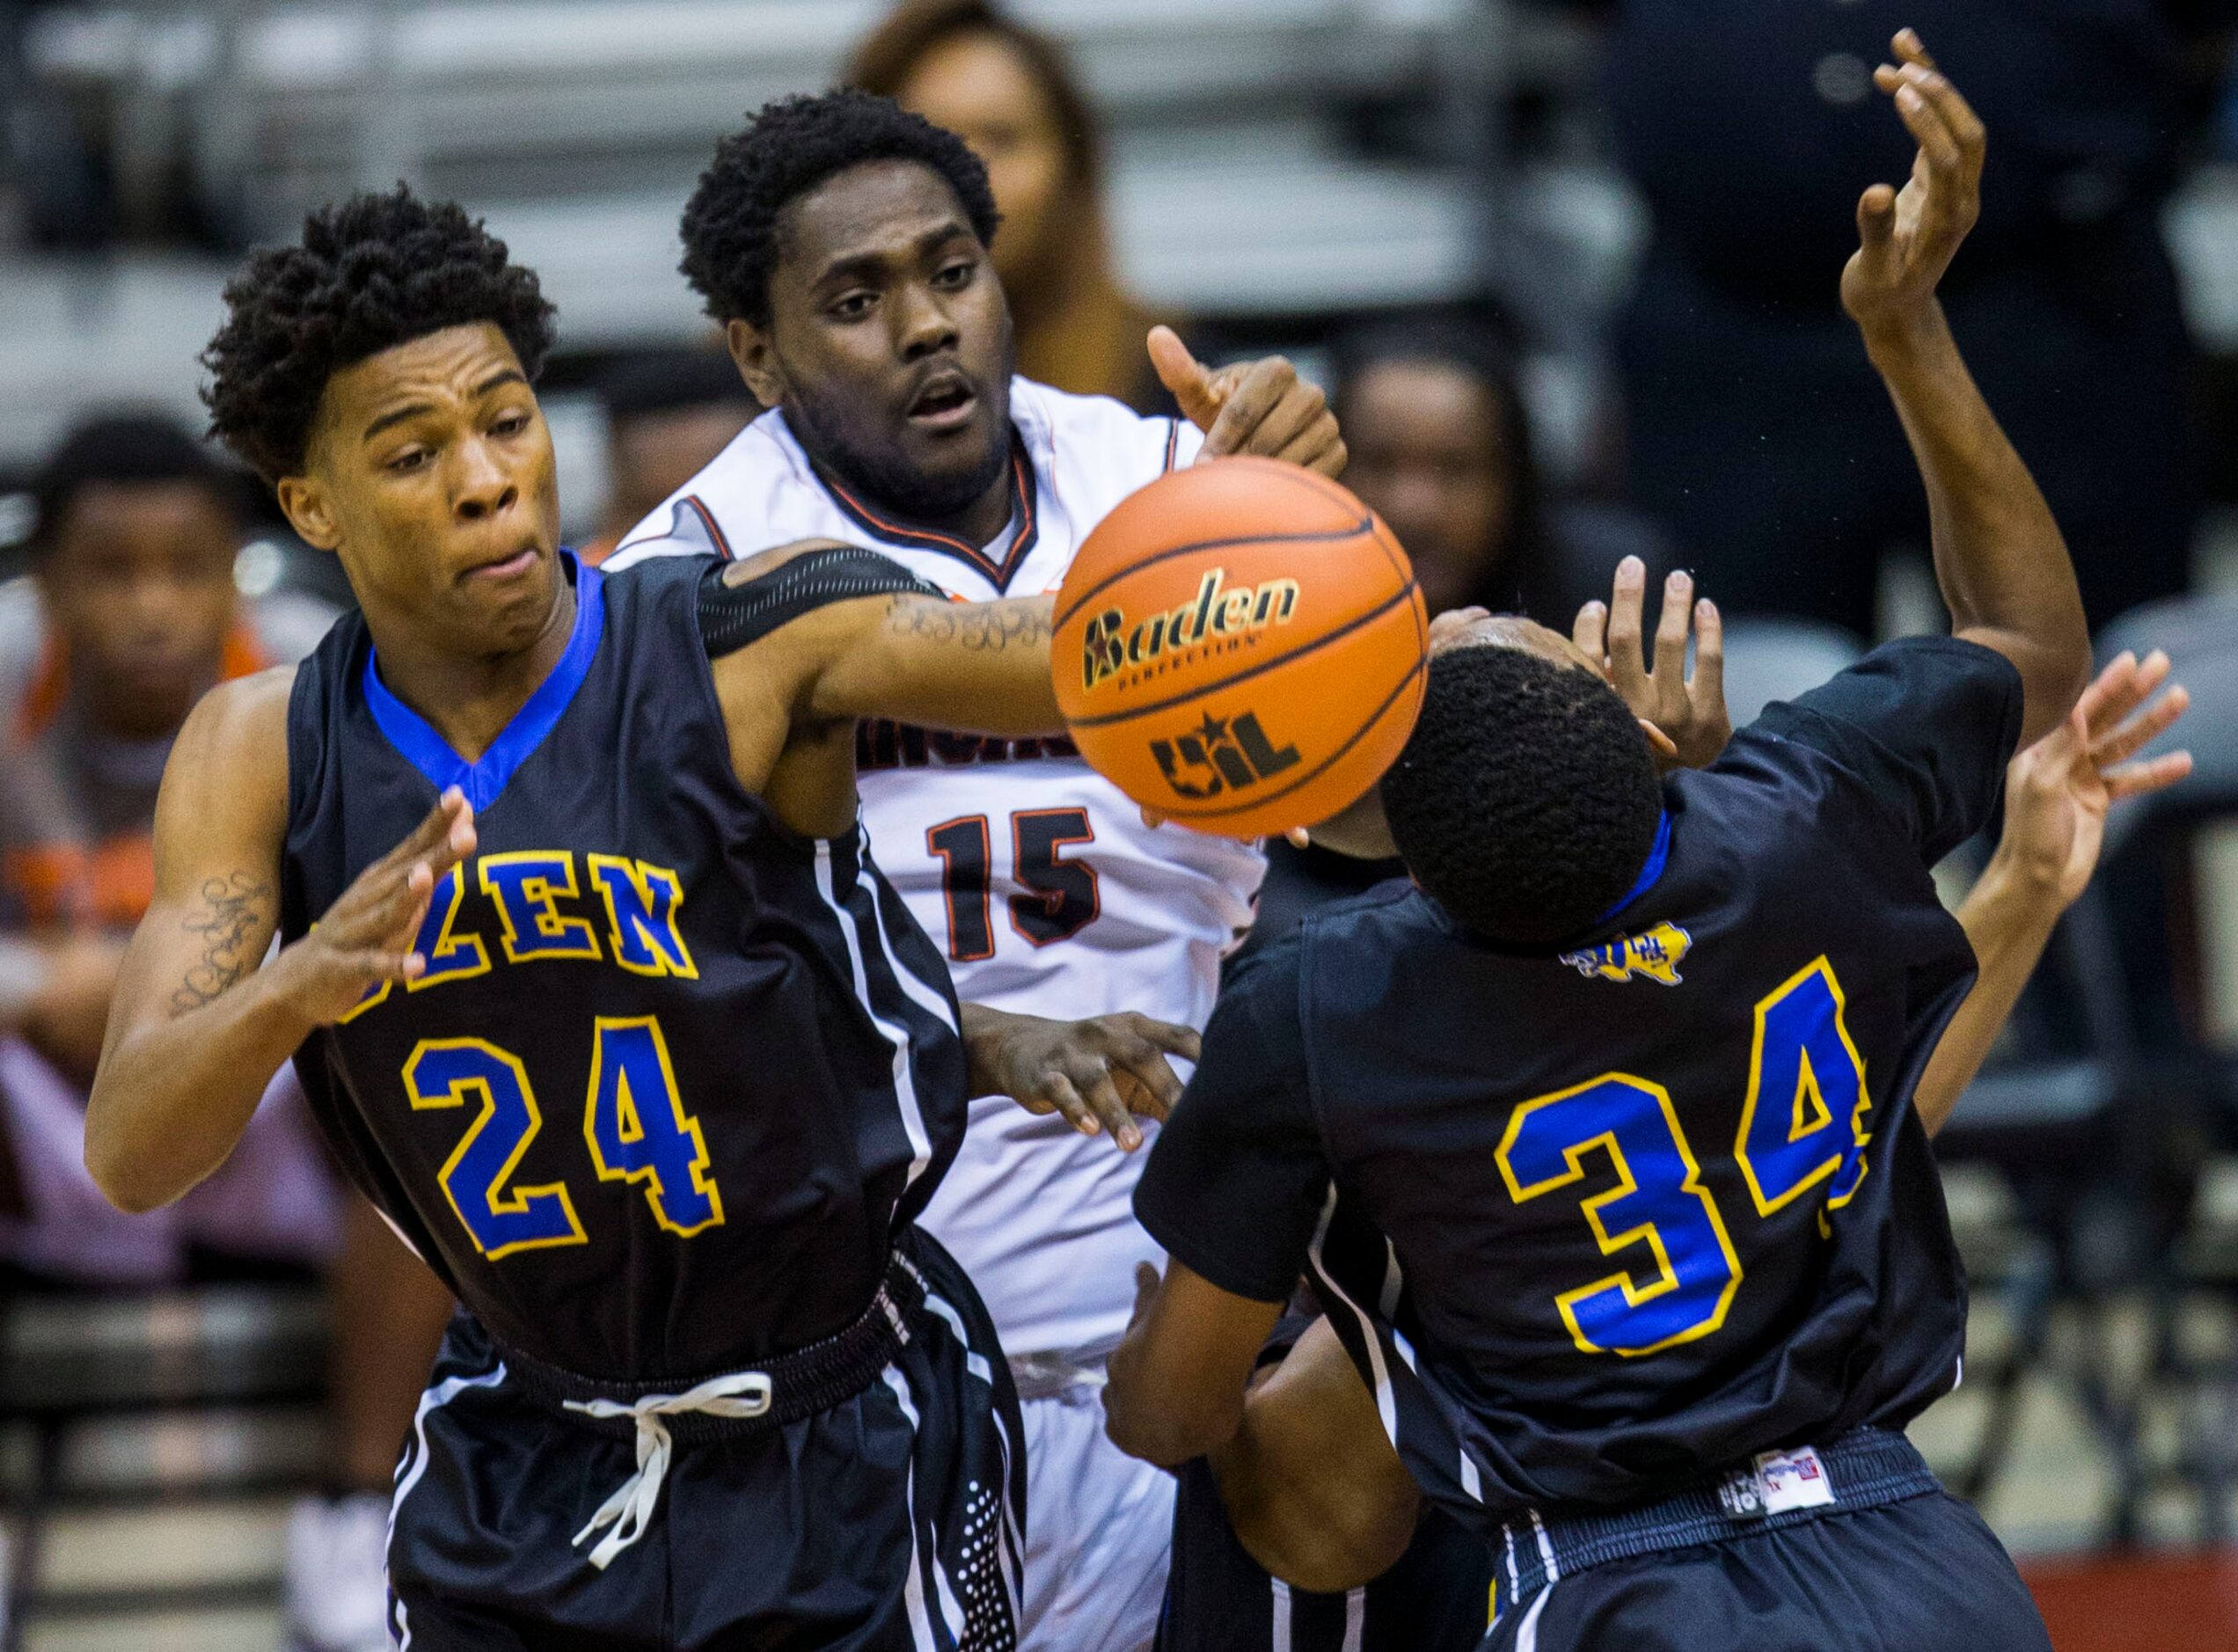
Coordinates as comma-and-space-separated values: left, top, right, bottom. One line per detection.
608, 378, 1264, 1356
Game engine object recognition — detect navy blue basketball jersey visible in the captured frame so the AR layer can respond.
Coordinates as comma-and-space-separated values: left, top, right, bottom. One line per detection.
1137, 637, 2023, 1529
281, 553, 968, 1381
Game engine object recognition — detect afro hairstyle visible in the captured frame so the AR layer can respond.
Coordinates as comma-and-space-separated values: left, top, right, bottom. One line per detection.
679, 89, 1000, 329
1380, 642, 1664, 947
201, 185, 557, 482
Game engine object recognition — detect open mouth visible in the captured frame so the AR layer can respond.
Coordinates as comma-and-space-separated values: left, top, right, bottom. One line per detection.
907, 373, 977, 431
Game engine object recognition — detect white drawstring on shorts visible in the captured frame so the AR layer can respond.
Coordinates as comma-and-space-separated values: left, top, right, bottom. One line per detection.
564, 1370, 775, 1568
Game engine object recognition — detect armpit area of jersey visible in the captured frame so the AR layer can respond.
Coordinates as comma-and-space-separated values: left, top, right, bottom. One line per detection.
697, 548, 946, 658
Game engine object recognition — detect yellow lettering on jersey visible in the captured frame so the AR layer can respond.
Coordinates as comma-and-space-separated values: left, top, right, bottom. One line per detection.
1733, 956, 1873, 1220
479, 851, 602, 965
404, 1036, 587, 1261
1559, 922, 1692, 986
406, 865, 492, 990
583, 1017, 725, 1238
587, 855, 698, 980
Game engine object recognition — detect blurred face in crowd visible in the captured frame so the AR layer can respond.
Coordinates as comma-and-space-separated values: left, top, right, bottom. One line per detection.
39, 479, 240, 741
276, 322, 565, 665
739, 159, 1016, 532
1341, 357, 1516, 616
607, 402, 756, 531
891, 29, 1073, 300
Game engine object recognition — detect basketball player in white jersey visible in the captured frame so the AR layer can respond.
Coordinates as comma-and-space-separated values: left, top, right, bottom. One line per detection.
606, 91, 1342, 1650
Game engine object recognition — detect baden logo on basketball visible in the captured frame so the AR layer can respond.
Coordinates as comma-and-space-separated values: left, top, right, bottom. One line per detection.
1148, 709, 1300, 800
1079, 567, 1300, 693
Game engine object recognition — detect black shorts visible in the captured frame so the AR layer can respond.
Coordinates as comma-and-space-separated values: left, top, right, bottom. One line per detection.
1158, 1454, 1496, 1651
1485, 1489, 2051, 1652
385, 1232, 1026, 1650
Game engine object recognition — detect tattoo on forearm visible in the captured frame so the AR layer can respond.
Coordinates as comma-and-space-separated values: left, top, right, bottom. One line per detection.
172, 874, 274, 1012
885, 596, 1051, 653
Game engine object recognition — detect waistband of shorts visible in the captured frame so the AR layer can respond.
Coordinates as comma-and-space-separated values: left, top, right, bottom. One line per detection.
492, 1248, 925, 1444
1497, 1427, 1940, 1612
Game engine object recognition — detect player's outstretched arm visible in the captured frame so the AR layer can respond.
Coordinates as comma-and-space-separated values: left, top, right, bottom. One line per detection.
1845, 31, 2089, 743
804, 589, 1064, 735
85, 674, 478, 1212
1915, 651, 2190, 1135
960, 1005, 1200, 1153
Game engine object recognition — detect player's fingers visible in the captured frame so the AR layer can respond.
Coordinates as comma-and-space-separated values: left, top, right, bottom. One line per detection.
1652, 570, 1693, 688
1291, 416, 1347, 479
1121, 1012, 1203, 1065
1893, 28, 1938, 73
1691, 598, 1725, 707
376, 787, 468, 870
2071, 651, 2145, 737
1855, 181, 1898, 252
1073, 1064, 1145, 1151
2093, 683, 2190, 767
1200, 358, 1294, 459
1572, 599, 1608, 669
1605, 557, 1649, 698
1030, 1071, 1096, 1135
1147, 326, 1220, 428
1905, 58, 1986, 171
1893, 77, 1965, 191
2103, 749, 2193, 800
1239, 380, 1329, 461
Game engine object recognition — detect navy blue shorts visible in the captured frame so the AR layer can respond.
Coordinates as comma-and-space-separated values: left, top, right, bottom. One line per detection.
384, 1233, 1026, 1650
1485, 1488, 2051, 1652
1158, 1454, 1495, 1651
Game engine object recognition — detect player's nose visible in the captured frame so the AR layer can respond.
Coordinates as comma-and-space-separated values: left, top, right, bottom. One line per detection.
451, 435, 520, 521
896, 281, 959, 363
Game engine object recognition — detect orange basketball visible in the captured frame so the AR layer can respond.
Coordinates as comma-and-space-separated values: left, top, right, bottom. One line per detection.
1052, 457, 1428, 840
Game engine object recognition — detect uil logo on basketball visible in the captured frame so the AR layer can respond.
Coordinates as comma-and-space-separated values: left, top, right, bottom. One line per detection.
1560, 921, 1693, 986
1149, 710, 1300, 800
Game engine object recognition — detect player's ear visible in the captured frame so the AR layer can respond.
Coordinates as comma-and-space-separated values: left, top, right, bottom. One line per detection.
727, 319, 784, 407
274, 474, 342, 554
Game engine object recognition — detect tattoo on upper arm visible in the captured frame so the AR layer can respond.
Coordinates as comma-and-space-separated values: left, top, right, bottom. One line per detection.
172, 874, 274, 1012
884, 595, 1050, 653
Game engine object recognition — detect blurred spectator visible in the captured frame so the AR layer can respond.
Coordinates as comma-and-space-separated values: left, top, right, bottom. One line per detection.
581, 347, 758, 566
850, 0, 1174, 411
1599, 1, 2231, 635
1247, 312, 1672, 948
0, 414, 453, 1652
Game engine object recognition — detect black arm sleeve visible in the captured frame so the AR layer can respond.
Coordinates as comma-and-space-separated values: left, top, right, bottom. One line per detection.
697, 549, 944, 659
1747, 635, 2025, 864
1134, 940, 1331, 1303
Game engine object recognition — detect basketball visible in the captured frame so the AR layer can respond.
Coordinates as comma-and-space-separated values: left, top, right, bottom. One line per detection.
1051, 457, 1429, 839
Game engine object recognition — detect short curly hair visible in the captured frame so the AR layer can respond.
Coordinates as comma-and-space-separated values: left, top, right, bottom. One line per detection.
680, 90, 1000, 328
201, 186, 558, 481
1380, 643, 1664, 947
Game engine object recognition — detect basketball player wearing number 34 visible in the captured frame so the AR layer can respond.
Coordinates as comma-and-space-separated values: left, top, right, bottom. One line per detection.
1108, 36, 2173, 1652
606, 90, 1342, 1652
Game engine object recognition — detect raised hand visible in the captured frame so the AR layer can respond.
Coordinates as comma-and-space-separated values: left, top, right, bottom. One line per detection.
1842, 30, 1986, 339
1993, 650, 2191, 910
266, 788, 478, 1027
1574, 557, 1731, 771
1149, 326, 1347, 479
962, 1004, 1202, 1153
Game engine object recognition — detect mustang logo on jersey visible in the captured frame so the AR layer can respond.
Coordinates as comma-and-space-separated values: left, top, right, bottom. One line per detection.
1149, 710, 1300, 800
1080, 567, 1300, 692
1561, 921, 1693, 986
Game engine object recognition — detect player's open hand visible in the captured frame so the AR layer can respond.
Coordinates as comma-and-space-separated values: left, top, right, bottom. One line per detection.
961, 1004, 1201, 1152
1841, 31, 1985, 341
1150, 327, 1347, 479
1993, 650, 2191, 910
267, 788, 477, 1027
1574, 557, 1730, 771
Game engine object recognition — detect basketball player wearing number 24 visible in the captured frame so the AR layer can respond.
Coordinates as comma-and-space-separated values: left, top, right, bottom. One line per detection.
605, 91, 1346, 1652
81, 189, 1201, 1649
1110, 36, 2156, 1651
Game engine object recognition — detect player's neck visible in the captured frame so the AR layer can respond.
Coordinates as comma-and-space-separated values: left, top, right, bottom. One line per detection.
365, 576, 578, 764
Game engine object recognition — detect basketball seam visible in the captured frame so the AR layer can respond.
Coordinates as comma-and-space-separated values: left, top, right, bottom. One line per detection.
1148, 657, 1427, 824
1052, 516, 1376, 632
1064, 580, 1423, 731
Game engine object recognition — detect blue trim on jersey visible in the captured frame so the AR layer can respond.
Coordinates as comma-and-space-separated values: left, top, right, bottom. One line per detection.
362, 552, 604, 812
1595, 809, 1671, 925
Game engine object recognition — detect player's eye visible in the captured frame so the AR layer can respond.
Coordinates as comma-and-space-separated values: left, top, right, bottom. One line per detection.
830, 291, 876, 320
933, 259, 975, 289
490, 412, 530, 438
384, 446, 432, 474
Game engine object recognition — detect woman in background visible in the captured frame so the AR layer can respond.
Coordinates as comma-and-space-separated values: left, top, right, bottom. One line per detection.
850, 0, 1174, 411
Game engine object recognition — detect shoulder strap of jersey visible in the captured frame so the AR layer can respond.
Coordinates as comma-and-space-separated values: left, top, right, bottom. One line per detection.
697, 547, 945, 659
